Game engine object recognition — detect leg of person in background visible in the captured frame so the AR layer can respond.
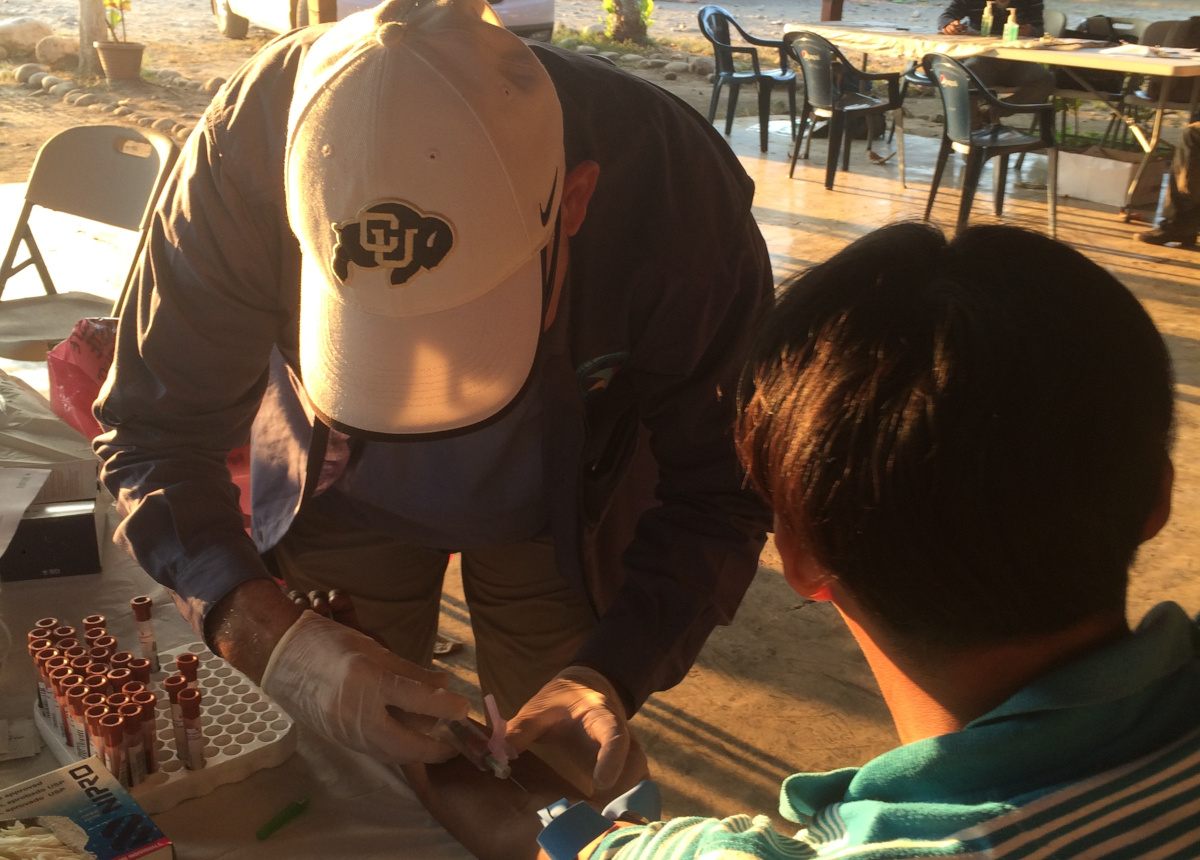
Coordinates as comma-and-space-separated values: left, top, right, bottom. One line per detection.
268, 492, 451, 666
963, 57, 1054, 126
1139, 122, 1200, 247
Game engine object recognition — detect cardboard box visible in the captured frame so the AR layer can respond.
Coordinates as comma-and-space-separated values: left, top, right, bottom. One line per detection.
1057, 146, 1170, 209
0, 756, 173, 859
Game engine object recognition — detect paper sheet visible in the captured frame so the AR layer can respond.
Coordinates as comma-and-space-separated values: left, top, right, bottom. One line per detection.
0, 468, 50, 555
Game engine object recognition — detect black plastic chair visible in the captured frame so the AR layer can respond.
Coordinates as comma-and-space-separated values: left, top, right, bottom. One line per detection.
785, 31, 902, 191
698, 5, 798, 153
922, 53, 1057, 237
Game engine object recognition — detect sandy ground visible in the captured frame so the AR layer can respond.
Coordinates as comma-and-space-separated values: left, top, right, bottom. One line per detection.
1, 0, 1199, 836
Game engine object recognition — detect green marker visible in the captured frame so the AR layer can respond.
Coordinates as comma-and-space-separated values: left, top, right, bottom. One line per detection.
256, 798, 310, 840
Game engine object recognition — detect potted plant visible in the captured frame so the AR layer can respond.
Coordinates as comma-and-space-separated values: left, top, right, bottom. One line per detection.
94, 0, 144, 82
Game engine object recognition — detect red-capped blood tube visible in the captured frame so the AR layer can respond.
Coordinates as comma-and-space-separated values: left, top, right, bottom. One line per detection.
56, 638, 80, 651
92, 634, 117, 654
110, 651, 134, 671
48, 666, 74, 741
130, 596, 160, 672
51, 626, 76, 645
105, 692, 131, 710
178, 686, 204, 770
122, 682, 146, 699
59, 675, 84, 747
67, 686, 91, 755
28, 631, 52, 651
106, 667, 132, 691
89, 646, 114, 664
128, 658, 151, 685
84, 674, 109, 697
119, 703, 147, 785
69, 655, 93, 676
83, 628, 107, 648
33, 647, 59, 717
175, 653, 199, 688
34, 617, 58, 631
63, 645, 88, 662
85, 703, 110, 768
81, 614, 106, 634
163, 674, 188, 765
100, 713, 128, 786
132, 690, 158, 774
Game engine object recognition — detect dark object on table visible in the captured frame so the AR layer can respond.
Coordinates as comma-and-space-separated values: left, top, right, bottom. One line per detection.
698, 5, 798, 153
0, 500, 100, 582
922, 52, 1057, 236
785, 30, 902, 191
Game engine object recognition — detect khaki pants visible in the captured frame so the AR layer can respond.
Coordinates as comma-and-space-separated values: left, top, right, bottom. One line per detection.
270, 492, 598, 722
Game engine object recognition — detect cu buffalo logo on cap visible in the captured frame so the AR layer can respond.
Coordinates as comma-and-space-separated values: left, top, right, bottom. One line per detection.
331, 200, 454, 286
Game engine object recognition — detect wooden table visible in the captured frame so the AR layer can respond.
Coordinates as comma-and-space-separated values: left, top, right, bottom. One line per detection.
787, 23, 1200, 214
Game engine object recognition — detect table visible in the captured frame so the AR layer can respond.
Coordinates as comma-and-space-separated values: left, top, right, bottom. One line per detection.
787, 22, 1200, 214
0, 498, 473, 860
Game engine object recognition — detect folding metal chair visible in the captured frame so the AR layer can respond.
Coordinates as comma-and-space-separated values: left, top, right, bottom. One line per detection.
0, 125, 178, 360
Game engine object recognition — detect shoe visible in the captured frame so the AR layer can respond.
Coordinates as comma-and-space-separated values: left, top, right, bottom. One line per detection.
1137, 226, 1197, 247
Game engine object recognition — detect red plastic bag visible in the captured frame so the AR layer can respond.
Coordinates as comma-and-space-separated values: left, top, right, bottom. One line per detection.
47, 318, 253, 529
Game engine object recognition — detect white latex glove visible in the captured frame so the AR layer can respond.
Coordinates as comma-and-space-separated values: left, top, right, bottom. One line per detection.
505, 665, 630, 792
261, 610, 469, 763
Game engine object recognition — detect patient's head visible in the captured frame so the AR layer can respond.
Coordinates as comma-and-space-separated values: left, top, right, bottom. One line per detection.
737, 223, 1174, 653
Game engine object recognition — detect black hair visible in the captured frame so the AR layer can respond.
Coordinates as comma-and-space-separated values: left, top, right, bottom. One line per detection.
736, 222, 1174, 651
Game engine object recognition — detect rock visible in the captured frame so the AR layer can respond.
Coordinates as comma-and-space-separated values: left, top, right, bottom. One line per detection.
35, 34, 78, 65
49, 82, 76, 97
664, 72, 677, 80
89, 102, 109, 112
575, 44, 598, 54
39, 74, 64, 91
138, 116, 156, 127
26, 71, 49, 89
664, 61, 689, 73
73, 92, 99, 107
152, 117, 176, 131
641, 58, 668, 69
689, 56, 715, 76
188, 80, 204, 90
620, 54, 641, 63
0, 17, 54, 56
585, 22, 605, 36
60, 89, 82, 103
204, 76, 226, 92
173, 123, 192, 138
912, 9, 921, 17
157, 69, 182, 84
112, 106, 134, 116
599, 51, 620, 60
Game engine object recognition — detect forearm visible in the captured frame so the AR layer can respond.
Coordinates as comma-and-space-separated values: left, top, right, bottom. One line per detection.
936, 0, 971, 31
205, 578, 302, 683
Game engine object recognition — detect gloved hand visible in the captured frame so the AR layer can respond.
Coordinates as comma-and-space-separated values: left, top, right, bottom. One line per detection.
261, 610, 469, 764
505, 665, 630, 793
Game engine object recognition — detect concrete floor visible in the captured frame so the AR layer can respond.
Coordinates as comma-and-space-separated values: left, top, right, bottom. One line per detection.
3, 113, 1199, 831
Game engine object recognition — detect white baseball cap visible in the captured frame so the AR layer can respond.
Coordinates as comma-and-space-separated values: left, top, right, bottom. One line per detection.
285, 0, 565, 437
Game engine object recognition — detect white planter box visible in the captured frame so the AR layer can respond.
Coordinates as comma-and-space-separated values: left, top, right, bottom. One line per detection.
1057, 146, 1170, 209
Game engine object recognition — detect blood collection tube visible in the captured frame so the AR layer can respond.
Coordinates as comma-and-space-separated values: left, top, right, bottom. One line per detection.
120, 703, 147, 786
175, 653, 199, 688
106, 692, 131, 710
163, 674, 188, 766
106, 667, 132, 692
48, 666, 74, 741
28, 631, 53, 651
59, 675, 84, 747
57, 639, 80, 651
81, 614, 106, 635
83, 628, 107, 648
132, 690, 159, 774
122, 681, 146, 697
84, 674, 109, 697
92, 635, 118, 659
110, 651, 134, 672
100, 714, 128, 786
178, 686, 205, 770
69, 655, 93, 677
51, 625, 76, 645
130, 596, 161, 672
67, 686, 91, 755
128, 658, 152, 686
33, 647, 60, 717
85, 703, 109, 768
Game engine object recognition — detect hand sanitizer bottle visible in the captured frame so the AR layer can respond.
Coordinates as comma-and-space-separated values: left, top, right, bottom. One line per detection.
1002, 7, 1020, 42
980, 1, 995, 38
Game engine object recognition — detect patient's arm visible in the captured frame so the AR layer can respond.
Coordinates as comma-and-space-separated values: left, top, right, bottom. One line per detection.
402, 731, 648, 860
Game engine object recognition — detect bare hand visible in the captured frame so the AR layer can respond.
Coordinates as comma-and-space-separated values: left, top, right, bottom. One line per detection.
942, 20, 967, 35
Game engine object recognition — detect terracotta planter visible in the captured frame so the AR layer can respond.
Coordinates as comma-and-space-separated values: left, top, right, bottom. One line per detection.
93, 40, 144, 82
